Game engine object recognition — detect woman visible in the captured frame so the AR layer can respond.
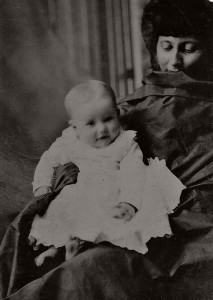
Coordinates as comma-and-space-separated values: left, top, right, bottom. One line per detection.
142, 0, 213, 80
121, 0, 213, 211
1, 0, 213, 299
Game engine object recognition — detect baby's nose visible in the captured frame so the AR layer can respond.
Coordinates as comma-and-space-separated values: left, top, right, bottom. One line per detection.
96, 122, 107, 134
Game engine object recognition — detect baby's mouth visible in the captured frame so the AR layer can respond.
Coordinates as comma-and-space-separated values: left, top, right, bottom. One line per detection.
98, 135, 109, 140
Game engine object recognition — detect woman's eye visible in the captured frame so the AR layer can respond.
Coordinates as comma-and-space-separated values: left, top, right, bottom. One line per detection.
161, 42, 173, 51
184, 47, 194, 53
183, 44, 198, 53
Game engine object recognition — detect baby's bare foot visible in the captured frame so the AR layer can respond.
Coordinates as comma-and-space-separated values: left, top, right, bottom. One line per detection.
35, 253, 45, 267
35, 247, 58, 267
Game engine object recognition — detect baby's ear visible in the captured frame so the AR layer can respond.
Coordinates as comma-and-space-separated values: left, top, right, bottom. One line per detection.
68, 120, 76, 129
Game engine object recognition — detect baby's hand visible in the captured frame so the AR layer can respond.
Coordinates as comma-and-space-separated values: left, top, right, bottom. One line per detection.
34, 186, 51, 197
111, 202, 136, 222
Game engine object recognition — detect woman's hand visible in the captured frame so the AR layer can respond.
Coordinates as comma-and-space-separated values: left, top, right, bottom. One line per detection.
34, 186, 52, 197
110, 202, 137, 222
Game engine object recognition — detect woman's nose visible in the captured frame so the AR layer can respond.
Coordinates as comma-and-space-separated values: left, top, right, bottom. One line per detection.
168, 50, 182, 71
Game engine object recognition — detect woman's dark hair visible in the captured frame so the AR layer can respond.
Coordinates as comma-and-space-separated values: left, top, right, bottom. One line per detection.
142, 0, 213, 70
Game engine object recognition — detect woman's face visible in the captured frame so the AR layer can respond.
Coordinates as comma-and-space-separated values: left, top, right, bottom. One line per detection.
156, 36, 208, 79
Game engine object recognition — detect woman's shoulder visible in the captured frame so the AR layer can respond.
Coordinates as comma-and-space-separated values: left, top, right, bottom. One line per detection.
119, 71, 213, 107
118, 86, 145, 105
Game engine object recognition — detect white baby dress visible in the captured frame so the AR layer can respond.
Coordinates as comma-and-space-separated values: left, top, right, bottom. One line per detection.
30, 128, 185, 254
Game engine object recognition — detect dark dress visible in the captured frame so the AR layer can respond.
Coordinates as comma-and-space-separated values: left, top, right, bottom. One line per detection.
1, 71, 213, 300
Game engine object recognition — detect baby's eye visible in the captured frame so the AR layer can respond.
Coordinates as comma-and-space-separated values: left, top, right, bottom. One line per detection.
104, 116, 113, 122
86, 121, 95, 126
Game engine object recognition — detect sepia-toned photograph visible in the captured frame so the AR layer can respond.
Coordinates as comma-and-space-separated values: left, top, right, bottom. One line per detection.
1, 0, 213, 299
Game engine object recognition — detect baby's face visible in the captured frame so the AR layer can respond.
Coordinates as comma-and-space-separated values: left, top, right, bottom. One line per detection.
71, 96, 120, 148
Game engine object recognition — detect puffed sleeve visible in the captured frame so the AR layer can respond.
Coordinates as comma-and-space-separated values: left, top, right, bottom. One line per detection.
32, 127, 75, 193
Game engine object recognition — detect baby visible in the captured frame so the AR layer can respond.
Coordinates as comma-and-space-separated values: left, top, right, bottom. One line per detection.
29, 80, 185, 266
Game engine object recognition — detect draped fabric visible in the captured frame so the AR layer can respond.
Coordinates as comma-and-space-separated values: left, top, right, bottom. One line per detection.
2, 72, 213, 299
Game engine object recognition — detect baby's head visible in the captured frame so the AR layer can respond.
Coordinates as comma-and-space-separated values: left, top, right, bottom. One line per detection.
65, 80, 120, 149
